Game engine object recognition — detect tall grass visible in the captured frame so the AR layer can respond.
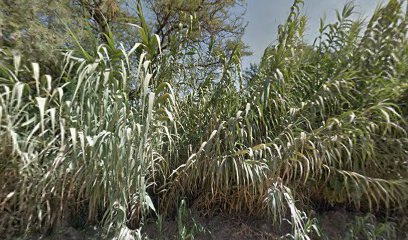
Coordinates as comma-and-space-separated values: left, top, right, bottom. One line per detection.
0, 27, 176, 237
1, 0, 408, 239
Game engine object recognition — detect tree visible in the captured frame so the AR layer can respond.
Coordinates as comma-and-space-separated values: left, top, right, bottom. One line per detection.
1, 0, 249, 86
0, 0, 125, 80
144, 0, 245, 49
138, 0, 249, 93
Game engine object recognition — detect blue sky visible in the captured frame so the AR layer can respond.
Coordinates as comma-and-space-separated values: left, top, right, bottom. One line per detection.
242, 0, 384, 67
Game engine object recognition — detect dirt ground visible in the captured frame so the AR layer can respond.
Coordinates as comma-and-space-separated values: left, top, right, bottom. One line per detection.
142, 212, 284, 240
17, 209, 406, 240
22, 213, 284, 240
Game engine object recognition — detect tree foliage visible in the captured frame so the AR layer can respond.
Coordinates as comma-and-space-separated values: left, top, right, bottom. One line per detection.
145, 0, 245, 48
0, 0, 95, 73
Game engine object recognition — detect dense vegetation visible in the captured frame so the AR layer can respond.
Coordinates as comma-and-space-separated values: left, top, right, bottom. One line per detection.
1, 0, 407, 239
